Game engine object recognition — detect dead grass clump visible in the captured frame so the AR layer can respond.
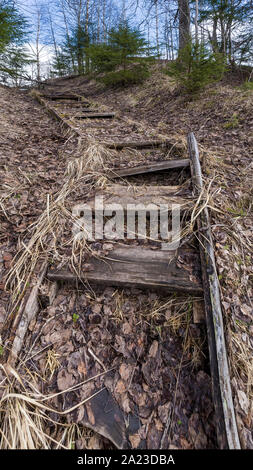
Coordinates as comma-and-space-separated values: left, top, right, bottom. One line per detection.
0, 364, 109, 449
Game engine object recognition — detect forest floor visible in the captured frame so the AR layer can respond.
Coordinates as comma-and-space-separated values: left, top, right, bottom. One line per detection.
0, 68, 252, 449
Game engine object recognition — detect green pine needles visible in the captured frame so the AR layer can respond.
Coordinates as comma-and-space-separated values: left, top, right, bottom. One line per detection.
89, 22, 153, 87
166, 42, 226, 94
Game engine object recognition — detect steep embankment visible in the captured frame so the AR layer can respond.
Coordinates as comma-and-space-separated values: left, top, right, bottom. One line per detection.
0, 71, 252, 449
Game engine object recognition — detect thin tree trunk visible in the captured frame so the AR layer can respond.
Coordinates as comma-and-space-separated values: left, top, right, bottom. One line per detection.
85, 0, 90, 73
170, 20, 174, 60
102, 0, 106, 41
61, 0, 75, 72
155, 1, 160, 57
195, 0, 199, 45
48, 11, 59, 72
36, 10, 41, 83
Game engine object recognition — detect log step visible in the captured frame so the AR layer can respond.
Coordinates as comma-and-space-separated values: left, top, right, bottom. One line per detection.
47, 245, 203, 294
75, 112, 115, 119
84, 184, 193, 211
104, 140, 177, 150
43, 94, 82, 101
108, 159, 190, 178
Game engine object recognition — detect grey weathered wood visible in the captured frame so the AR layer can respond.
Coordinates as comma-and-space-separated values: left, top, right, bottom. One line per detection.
108, 159, 190, 179
8, 260, 48, 366
193, 299, 206, 324
85, 184, 193, 211
43, 94, 81, 101
38, 281, 58, 308
47, 245, 202, 294
75, 112, 115, 119
104, 139, 177, 150
188, 132, 240, 449
33, 92, 83, 138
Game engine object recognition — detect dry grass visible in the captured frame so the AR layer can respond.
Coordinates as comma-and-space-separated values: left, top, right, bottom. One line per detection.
0, 364, 111, 449
5, 141, 113, 317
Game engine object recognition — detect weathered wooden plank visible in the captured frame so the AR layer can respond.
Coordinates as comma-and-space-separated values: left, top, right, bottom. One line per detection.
85, 184, 193, 210
43, 94, 81, 101
8, 260, 48, 366
104, 139, 176, 150
78, 388, 128, 449
47, 245, 202, 294
32, 92, 84, 138
75, 112, 115, 119
193, 299, 206, 324
188, 132, 240, 449
108, 159, 190, 179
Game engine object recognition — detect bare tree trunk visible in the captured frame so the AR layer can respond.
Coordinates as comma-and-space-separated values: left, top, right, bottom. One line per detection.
212, 17, 218, 51
96, 0, 101, 42
102, 0, 106, 41
195, 0, 199, 45
48, 10, 59, 68
36, 10, 41, 82
61, 0, 75, 71
170, 20, 174, 60
178, 0, 190, 51
85, 0, 90, 73
155, 0, 160, 57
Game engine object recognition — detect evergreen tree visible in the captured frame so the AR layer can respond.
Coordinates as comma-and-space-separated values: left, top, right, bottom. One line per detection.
0, 0, 29, 83
167, 41, 226, 93
87, 22, 153, 86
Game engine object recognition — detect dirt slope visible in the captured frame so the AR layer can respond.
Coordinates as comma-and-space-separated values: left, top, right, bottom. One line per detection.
0, 71, 252, 449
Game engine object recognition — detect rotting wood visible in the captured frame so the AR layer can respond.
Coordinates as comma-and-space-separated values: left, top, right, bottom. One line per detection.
104, 139, 177, 150
8, 260, 48, 366
42, 94, 81, 101
188, 132, 240, 449
193, 299, 205, 324
85, 184, 193, 210
108, 159, 190, 179
79, 388, 128, 449
32, 91, 83, 138
47, 245, 203, 294
38, 281, 58, 308
75, 112, 115, 119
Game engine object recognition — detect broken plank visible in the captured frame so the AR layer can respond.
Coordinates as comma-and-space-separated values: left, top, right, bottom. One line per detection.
188, 132, 240, 449
47, 245, 203, 294
193, 299, 206, 324
78, 388, 129, 449
85, 184, 193, 210
38, 281, 58, 308
108, 159, 190, 179
8, 260, 48, 366
104, 139, 176, 150
75, 112, 115, 119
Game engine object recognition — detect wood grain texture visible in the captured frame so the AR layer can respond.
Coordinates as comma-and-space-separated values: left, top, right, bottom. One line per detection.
188, 132, 240, 449
104, 139, 177, 150
75, 112, 115, 119
108, 159, 190, 179
86, 184, 193, 210
48, 245, 202, 294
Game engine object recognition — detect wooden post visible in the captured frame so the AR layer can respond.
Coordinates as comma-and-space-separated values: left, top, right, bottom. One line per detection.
188, 132, 240, 449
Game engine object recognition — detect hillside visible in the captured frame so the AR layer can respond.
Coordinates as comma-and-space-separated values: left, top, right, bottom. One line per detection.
0, 69, 252, 450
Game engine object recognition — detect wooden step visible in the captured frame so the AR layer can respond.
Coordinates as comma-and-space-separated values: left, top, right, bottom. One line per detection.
75, 112, 115, 119
85, 184, 193, 210
104, 139, 177, 150
108, 159, 190, 179
47, 245, 202, 294
43, 94, 82, 101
